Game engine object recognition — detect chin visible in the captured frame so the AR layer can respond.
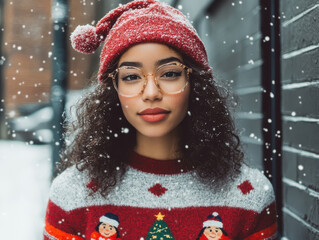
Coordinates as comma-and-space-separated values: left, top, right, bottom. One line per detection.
138, 127, 172, 138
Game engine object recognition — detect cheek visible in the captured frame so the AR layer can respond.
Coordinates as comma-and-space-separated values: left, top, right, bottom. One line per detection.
118, 96, 135, 118
172, 89, 190, 117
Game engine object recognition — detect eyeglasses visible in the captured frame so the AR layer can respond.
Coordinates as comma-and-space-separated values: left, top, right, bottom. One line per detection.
107, 62, 192, 97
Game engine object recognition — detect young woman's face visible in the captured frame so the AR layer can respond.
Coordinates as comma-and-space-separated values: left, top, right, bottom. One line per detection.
117, 43, 190, 139
98, 222, 116, 237
204, 226, 223, 239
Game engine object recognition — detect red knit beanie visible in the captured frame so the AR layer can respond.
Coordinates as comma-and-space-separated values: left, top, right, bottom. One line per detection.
70, 0, 211, 82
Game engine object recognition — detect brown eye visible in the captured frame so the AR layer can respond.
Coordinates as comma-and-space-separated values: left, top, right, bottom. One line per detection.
122, 74, 140, 81
162, 71, 181, 78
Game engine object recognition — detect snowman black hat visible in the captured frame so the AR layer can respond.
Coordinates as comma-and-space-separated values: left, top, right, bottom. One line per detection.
99, 212, 120, 228
203, 212, 223, 228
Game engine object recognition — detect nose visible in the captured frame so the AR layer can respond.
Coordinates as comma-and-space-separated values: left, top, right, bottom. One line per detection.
141, 73, 162, 101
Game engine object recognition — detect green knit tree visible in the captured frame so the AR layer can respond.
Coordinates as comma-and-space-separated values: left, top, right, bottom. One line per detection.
145, 212, 174, 239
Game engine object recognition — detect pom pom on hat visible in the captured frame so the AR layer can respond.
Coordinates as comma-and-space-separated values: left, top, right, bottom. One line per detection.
70, 0, 156, 55
212, 212, 218, 217
70, 24, 102, 54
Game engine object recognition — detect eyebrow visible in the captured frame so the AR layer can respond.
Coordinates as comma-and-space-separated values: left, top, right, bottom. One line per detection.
118, 57, 183, 68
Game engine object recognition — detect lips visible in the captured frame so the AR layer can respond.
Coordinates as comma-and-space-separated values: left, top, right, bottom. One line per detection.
138, 107, 170, 115
138, 107, 170, 123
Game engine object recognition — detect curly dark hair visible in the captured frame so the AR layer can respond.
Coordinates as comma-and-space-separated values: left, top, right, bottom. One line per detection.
58, 45, 244, 197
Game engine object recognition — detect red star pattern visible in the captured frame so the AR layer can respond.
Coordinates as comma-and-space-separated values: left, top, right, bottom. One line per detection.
148, 183, 168, 197
237, 180, 254, 195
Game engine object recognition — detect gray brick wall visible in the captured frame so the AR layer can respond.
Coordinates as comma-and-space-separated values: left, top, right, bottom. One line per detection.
280, 0, 319, 238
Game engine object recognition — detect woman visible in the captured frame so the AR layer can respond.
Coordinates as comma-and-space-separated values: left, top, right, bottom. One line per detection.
43, 1, 278, 239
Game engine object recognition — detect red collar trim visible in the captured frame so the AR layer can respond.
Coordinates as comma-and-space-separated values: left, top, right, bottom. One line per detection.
127, 150, 192, 175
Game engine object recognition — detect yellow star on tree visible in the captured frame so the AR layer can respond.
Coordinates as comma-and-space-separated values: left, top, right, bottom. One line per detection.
154, 212, 165, 220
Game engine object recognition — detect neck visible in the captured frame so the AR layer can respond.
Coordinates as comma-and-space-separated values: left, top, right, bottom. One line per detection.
133, 126, 182, 160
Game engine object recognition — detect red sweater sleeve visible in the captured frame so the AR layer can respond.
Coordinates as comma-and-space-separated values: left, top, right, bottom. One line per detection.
43, 200, 85, 240
243, 201, 278, 240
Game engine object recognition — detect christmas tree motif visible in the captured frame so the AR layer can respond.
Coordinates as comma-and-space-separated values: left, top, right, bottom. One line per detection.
145, 212, 174, 239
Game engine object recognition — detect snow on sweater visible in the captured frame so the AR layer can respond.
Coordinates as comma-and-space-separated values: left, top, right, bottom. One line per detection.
43, 150, 277, 240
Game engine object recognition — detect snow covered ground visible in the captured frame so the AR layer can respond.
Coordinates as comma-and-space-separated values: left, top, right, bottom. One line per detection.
0, 140, 52, 240
0, 90, 84, 240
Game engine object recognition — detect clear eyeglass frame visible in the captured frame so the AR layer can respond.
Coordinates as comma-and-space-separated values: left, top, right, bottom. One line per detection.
107, 62, 193, 97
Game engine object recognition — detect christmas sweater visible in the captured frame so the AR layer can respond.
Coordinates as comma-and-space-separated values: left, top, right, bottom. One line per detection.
44, 150, 278, 240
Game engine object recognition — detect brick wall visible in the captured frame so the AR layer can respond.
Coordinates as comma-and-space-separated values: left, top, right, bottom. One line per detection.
3, 1, 52, 114
280, 0, 319, 238
2, 0, 102, 116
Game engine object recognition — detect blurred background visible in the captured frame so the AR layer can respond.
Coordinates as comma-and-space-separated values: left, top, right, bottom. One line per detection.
0, 0, 318, 239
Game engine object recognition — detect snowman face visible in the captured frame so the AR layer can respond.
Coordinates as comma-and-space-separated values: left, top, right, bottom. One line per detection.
99, 222, 116, 237
204, 226, 223, 239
